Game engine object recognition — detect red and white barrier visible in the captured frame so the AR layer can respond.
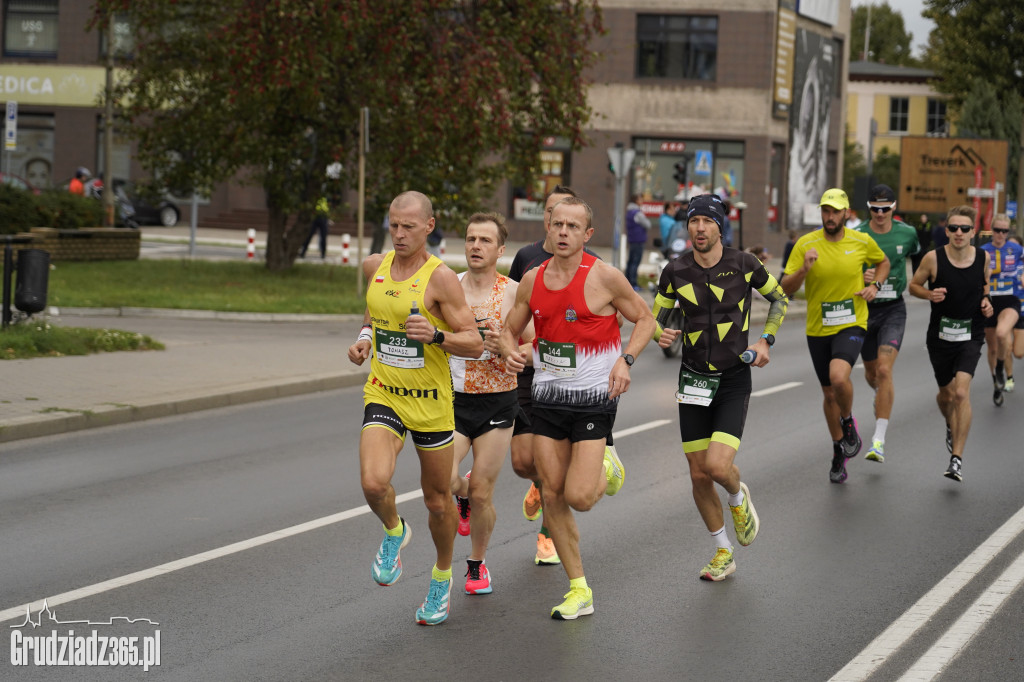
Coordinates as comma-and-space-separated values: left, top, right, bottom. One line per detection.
342, 234, 350, 264
247, 229, 255, 260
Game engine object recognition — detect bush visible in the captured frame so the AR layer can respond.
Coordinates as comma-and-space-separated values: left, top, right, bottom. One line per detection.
33, 190, 105, 230
0, 186, 104, 235
0, 184, 42, 234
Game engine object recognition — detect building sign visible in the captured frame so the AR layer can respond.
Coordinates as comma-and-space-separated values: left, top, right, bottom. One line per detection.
0, 65, 107, 107
772, 6, 797, 119
898, 137, 1009, 214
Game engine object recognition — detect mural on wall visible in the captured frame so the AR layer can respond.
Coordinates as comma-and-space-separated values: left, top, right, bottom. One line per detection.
786, 28, 837, 230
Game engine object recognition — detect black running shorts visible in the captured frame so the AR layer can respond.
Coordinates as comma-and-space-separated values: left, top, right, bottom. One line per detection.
454, 390, 518, 440
926, 337, 984, 388
362, 402, 454, 451
861, 299, 907, 362
806, 326, 867, 387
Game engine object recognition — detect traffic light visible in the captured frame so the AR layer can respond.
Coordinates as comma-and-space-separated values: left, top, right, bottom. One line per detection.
673, 161, 687, 185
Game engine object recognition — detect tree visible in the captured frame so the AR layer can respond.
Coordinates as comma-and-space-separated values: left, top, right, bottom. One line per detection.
90, 1, 604, 270
849, 2, 916, 66
873, 146, 901, 195
923, 0, 1024, 201
842, 129, 867, 200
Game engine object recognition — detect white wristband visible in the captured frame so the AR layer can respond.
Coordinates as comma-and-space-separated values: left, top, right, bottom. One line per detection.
357, 325, 372, 343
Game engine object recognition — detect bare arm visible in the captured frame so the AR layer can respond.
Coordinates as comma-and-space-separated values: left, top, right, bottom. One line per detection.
347, 255, 385, 365
781, 247, 817, 296
856, 255, 890, 302
599, 262, 657, 399
406, 266, 483, 358
496, 269, 537, 373
909, 251, 940, 301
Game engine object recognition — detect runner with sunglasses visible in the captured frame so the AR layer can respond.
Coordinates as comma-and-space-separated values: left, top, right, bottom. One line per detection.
909, 205, 994, 481
782, 188, 889, 484
980, 213, 1023, 406
853, 184, 919, 463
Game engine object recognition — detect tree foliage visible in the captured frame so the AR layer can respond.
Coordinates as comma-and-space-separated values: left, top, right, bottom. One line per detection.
849, 3, 917, 65
923, 0, 1024, 200
90, 1, 604, 270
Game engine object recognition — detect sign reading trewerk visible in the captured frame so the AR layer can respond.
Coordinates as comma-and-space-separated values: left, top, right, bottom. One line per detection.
899, 137, 1009, 213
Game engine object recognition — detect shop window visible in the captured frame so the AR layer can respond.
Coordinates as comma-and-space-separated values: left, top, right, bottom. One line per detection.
511, 147, 570, 221
3, 0, 58, 58
889, 97, 909, 134
637, 14, 717, 81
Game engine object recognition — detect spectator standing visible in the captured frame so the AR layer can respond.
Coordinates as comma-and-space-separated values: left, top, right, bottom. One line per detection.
913, 213, 933, 272
625, 194, 651, 290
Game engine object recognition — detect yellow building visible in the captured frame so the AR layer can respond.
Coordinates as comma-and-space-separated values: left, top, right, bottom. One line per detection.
847, 60, 956, 160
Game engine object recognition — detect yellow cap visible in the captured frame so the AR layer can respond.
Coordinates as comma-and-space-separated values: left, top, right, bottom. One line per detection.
819, 188, 850, 210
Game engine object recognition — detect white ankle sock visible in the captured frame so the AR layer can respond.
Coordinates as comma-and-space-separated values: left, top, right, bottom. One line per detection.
872, 419, 888, 444
710, 526, 731, 550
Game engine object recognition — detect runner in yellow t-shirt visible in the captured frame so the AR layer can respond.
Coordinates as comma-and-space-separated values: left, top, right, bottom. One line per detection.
347, 190, 482, 626
782, 188, 889, 484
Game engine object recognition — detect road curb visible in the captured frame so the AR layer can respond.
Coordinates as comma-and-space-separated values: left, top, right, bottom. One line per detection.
51, 307, 365, 323
0, 372, 369, 444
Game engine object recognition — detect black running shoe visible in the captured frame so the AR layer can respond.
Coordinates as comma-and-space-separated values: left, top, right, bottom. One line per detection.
944, 456, 962, 482
829, 451, 848, 484
840, 416, 862, 458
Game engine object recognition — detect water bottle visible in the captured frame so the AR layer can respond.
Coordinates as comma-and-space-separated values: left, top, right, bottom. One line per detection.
740, 349, 757, 364
410, 300, 419, 316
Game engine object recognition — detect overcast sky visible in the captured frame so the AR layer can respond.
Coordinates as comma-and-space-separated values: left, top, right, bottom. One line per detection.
852, 1, 936, 58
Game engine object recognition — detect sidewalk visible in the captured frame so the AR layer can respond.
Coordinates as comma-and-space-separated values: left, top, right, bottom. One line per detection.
0, 226, 805, 445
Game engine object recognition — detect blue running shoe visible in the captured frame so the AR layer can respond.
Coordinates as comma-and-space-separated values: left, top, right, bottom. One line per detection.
416, 576, 452, 625
371, 518, 411, 586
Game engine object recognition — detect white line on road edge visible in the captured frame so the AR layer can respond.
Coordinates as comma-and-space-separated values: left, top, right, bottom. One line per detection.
0, 419, 672, 625
751, 381, 802, 397
897, 550, 1024, 681
829, 505, 1024, 681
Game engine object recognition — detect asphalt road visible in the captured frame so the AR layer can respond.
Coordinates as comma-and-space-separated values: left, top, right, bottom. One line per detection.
2, 300, 1023, 681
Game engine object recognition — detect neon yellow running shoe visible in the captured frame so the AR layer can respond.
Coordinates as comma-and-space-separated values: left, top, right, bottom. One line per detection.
603, 445, 625, 496
865, 440, 885, 463
729, 483, 759, 547
550, 586, 594, 620
699, 547, 736, 582
523, 482, 542, 521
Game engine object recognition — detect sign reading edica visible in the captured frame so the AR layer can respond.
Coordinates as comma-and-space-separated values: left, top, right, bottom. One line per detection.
899, 137, 1009, 214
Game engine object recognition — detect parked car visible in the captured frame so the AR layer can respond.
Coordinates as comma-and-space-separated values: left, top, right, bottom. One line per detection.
0, 172, 41, 195
110, 179, 180, 227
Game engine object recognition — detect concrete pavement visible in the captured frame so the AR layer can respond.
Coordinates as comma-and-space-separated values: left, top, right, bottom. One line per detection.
0, 225, 804, 444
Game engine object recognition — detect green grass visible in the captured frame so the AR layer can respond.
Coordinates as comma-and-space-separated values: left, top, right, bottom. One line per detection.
47, 260, 367, 314
0, 321, 164, 360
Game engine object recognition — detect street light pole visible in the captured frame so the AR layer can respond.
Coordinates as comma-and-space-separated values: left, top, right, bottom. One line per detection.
607, 144, 635, 271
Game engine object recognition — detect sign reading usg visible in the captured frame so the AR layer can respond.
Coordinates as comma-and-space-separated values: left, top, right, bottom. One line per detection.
899, 137, 1008, 213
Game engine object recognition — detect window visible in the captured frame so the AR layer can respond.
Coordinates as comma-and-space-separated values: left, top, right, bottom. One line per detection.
927, 98, 948, 136
100, 13, 135, 58
3, 0, 58, 58
889, 97, 909, 133
637, 14, 718, 81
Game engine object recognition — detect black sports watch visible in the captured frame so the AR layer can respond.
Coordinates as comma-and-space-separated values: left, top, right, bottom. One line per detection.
620, 353, 634, 367
760, 333, 775, 347
430, 328, 446, 345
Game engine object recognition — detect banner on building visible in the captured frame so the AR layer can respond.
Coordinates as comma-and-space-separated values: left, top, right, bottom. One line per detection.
786, 29, 838, 229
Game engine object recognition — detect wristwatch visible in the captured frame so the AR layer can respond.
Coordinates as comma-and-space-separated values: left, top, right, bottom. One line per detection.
620, 353, 635, 367
430, 328, 446, 345
871, 281, 882, 290
760, 333, 775, 347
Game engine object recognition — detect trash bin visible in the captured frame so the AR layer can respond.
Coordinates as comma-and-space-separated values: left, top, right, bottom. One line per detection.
15, 249, 50, 315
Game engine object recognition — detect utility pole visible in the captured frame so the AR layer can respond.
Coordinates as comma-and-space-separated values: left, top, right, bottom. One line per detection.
103, 11, 116, 227
357, 107, 368, 296
863, 3, 872, 61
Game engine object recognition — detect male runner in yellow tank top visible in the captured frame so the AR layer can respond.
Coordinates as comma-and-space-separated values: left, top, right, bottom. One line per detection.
347, 190, 482, 626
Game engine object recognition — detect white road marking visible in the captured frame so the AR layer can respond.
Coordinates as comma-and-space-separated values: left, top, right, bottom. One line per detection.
830, 505, 1024, 681
897, 550, 1024, 681
1, 419, 673, 625
751, 381, 803, 397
